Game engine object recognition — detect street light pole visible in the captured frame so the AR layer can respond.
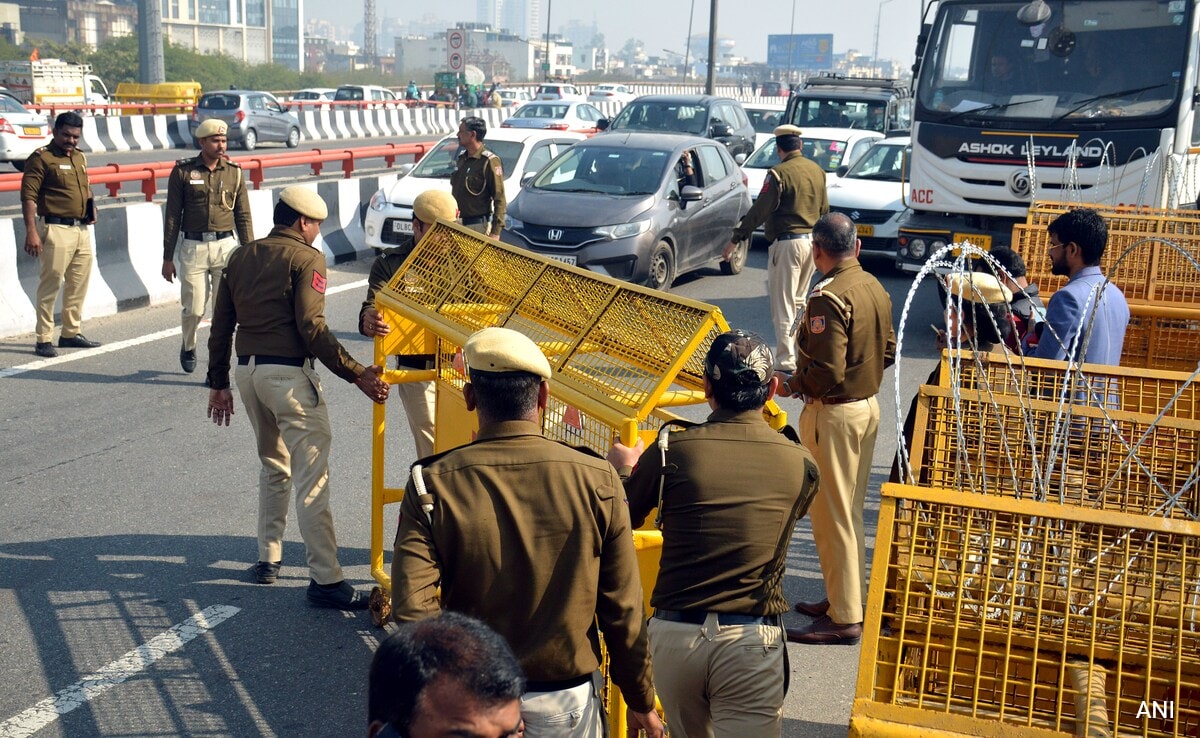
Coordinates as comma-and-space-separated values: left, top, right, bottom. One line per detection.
705, 0, 717, 94
684, 0, 696, 83
786, 0, 796, 87
544, 0, 553, 81
872, 0, 894, 77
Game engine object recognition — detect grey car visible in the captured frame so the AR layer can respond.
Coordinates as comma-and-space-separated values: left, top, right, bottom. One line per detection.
501, 133, 750, 291
598, 95, 757, 162
189, 90, 301, 150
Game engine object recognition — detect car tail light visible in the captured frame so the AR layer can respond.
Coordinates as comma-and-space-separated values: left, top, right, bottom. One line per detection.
500, 121, 513, 127
741, 169, 748, 187
545, 123, 569, 130
0, 117, 13, 135
235, 110, 245, 123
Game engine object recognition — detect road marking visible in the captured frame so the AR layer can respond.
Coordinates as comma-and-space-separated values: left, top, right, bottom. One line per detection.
0, 278, 368, 380
0, 604, 240, 738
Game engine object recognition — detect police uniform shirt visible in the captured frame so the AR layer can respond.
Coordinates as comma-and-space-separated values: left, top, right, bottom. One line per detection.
619, 408, 818, 616
732, 149, 827, 243
20, 142, 90, 219
358, 236, 434, 369
162, 155, 254, 260
450, 146, 506, 232
390, 419, 656, 713
207, 225, 364, 389
789, 258, 897, 400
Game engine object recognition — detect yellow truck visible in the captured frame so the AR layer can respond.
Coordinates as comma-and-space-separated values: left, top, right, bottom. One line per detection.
0, 59, 110, 107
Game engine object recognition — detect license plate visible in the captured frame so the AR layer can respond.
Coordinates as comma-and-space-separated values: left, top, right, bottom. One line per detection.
952, 232, 992, 253
545, 254, 577, 266
391, 219, 413, 234
22, 126, 42, 135
855, 224, 874, 237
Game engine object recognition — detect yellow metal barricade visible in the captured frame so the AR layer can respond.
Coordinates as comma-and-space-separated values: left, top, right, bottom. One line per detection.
112, 81, 202, 114
364, 221, 785, 735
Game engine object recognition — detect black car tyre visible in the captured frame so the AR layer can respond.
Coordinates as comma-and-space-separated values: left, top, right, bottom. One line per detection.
243, 128, 257, 151
720, 238, 748, 275
645, 240, 676, 291
286, 127, 300, 148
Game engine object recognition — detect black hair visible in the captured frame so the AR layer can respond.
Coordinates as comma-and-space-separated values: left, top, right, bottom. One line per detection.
1047, 207, 1108, 265
468, 371, 541, 419
711, 380, 770, 412
55, 111, 84, 130
273, 200, 302, 227
368, 612, 524, 734
776, 135, 802, 153
813, 212, 857, 256
461, 116, 487, 142
982, 245, 1026, 279
959, 300, 1013, 350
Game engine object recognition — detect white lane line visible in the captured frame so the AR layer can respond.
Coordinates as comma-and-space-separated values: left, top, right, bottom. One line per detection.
0, 278, 369, 380
0, 604, 240, 738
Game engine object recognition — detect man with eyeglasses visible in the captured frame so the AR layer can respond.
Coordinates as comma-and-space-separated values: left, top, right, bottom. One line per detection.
1032, 207, 1129, 365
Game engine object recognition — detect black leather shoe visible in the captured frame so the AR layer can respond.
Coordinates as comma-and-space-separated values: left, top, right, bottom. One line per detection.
306, 580, 369, 610
252, 561, 281, 584
786, 616, 863, 645
34, 342, 58, 357
180, 348, 197, 373
59, 334, 101, 349
793, 598, 830, 617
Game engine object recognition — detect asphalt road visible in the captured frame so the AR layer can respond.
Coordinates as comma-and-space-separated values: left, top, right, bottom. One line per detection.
0, 244, 946, 738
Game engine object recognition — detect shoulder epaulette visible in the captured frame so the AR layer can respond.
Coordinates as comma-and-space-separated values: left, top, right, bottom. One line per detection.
226, 159, 242, 168
809, 276, 849, 313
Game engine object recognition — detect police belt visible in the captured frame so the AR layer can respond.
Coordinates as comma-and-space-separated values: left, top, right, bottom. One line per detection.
523, 673, 592, 693
774, 231, 812, 241
653, 608, 780, 626
460, 215, 488, 226
237, 355, 313, 368
804, 395, 867, 405
184, 230, 234, 241
44, 216, 87, 226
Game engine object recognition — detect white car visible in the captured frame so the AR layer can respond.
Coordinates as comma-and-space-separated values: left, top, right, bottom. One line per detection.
743, 101, 785, 150
826, 136, 911, 261
364, 128, 585, 250
533, 83, 585, 101
0, 91, 51, 171
493, 88, 532, 108
741, 127, 883, 236
586, 83, 636, 105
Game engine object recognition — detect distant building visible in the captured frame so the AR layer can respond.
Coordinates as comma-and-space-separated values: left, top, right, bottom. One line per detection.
476, 0, 539, 42
159, 0, 304, 71
2, 0, 136, 48
396, 24, 539, 82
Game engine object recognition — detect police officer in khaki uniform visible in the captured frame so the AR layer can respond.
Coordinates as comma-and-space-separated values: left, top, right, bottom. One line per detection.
449, 116, 505, 239
392, 327, 664, 738
777, 212, 895, 645
608, 330, 819, 738
21, 111, 100, 358
359, 189, 458, 458
163, 118, 254, 374
206, 186, 390, 610
726, 124, 828, 372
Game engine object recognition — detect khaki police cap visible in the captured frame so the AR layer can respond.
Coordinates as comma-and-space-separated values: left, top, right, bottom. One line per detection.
464, 327, 552, 379
195, 119, 229, 138
278, 186, 328, 221
774, 124, 803, 138
412, 190, 457, 225
946, 272, 1012, 305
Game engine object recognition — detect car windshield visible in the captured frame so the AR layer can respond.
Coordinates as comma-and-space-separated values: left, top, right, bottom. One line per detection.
532, 147, 669, 195
295, 91, 325, 100
789, 98, 887, 131
746, 108, 782, 134
846, 142, 909, 181
199, 94, 239, 110
514, 104, 568, 120
410, 139, 524, 179
743, 138, 855, 173
335, 88, 364, 101
609, 102, 709, 135
0, 94, 28, 114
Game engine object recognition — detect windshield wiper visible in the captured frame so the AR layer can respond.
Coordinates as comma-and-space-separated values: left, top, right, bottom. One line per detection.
852, 172, 901, 181
1050, 84, 1168, 125
937, 97, 1044, 124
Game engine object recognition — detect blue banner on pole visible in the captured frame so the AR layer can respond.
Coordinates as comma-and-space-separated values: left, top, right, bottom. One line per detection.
767, 34, 834, 70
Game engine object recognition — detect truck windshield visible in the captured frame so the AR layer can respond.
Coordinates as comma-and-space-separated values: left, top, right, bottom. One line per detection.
917, 0, 1189, 126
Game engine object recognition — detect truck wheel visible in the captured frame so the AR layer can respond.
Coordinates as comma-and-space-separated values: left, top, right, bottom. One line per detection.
243, 129, 257, 151
286, 127, 300, 148
11, 160, 24, 172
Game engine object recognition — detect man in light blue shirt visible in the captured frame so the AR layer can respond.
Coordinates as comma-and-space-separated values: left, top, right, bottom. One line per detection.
1032, 208, 1129, 365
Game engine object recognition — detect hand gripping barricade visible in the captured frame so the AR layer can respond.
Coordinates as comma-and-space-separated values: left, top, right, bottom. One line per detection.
853, 206, 1200, 738
363, 218, 787, 736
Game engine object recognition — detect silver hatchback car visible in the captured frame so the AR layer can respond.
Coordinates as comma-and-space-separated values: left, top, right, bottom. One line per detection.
189, 90, 301, 150
501, 133, 750, 290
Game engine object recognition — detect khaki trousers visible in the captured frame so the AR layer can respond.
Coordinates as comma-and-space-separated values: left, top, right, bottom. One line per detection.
799, 396, 880, 625
235, 360, 343, 584
395, 378, 436, 458
520, 671, 606, 738
767, 235, 815, 372
35, 223, 93, 342
648, 614, 785, 738
178, 235, 237, 351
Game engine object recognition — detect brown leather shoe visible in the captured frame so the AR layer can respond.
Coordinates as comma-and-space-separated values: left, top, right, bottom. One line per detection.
793, 598, 830, 617
786, 616, 862, 645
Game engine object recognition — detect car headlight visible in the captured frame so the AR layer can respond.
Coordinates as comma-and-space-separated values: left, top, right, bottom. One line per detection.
369, 189, 388, 212
593, 220, 651, 240
907, 238, 928, 260
504, 215, 524, 230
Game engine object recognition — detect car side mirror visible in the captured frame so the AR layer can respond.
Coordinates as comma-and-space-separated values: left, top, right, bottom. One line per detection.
597, 118, 609, 131
680, 185, 703, 202
398, 163, 416, 176
521, 173, 536, 187
734, 153, 747, 165
710, 122, 733, 137
836, 165, 849, 177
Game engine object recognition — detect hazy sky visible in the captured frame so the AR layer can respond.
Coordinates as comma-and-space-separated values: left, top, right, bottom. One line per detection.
306, 0, 925, 65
